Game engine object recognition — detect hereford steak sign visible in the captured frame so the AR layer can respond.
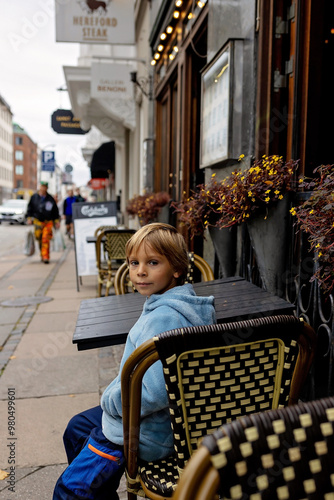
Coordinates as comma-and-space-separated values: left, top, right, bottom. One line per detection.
55, 0, 135, 45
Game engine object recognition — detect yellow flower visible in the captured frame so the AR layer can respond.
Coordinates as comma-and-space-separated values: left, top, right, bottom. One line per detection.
274, 190, 280, 195
278, 195, 283, 200
290, 207, 296, 216
309, 209, 314, 214
211, 173, 216, 177
265, 197, 270, 202
238, 153, 245, 161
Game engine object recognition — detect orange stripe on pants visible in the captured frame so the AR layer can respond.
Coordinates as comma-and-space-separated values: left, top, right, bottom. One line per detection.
33, 220, 53, 260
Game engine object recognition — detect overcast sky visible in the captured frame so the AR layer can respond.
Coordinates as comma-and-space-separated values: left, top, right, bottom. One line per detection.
0, 1, 91, 186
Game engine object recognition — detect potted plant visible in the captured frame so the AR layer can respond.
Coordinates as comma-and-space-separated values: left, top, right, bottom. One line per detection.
290, 164, 334, 296
126, 191, 170, 225
172, 155, 299, 291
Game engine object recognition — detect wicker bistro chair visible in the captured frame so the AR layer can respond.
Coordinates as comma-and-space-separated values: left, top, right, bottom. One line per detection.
121, 315, 316, 499
96, 228, 135, 297
94, 225, 118, 237
114, 253, 214, 295
172, 396, 334, 500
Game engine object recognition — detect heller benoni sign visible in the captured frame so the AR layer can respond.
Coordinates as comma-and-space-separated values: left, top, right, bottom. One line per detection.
91, 63, 134, 99
55, 0, 135, 45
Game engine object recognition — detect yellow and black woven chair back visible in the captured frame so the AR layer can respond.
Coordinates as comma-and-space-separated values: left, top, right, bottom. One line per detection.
121, 315, 316, 499
96, 228, 135, 297
172, 395, 334, 500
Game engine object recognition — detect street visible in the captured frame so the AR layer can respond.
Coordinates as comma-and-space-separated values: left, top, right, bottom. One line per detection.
0, 223, 27, 258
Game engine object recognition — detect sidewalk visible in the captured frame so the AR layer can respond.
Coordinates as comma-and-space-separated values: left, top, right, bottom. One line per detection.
0, 240, 127, 499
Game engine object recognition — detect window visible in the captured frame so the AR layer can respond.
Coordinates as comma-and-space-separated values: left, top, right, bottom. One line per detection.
15, 136, 23, 145
15, 165, 24, 175
16, 180, 23, 188
15, 150, 24, 160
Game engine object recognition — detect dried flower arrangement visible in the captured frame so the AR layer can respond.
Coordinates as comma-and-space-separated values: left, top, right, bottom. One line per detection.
291, 164, 334, 295
171, 155, 299, 236
126, 191, 170, 225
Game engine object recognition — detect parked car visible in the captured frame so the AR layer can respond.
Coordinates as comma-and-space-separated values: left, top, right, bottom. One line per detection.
0, 199, 28, 224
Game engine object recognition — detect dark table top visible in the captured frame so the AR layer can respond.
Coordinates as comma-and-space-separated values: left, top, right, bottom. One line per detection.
73, 277, 295, 350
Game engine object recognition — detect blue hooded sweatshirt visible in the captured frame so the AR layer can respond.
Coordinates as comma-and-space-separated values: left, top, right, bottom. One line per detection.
100, 283, 216, 461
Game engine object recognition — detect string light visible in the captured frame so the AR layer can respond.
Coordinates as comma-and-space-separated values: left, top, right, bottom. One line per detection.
154, 1, 207, 67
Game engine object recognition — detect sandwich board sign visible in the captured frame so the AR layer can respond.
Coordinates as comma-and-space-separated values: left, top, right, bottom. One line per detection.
72, 201, 117, 290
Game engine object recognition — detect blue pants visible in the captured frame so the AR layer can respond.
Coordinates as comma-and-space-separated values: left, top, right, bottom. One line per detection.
53, 406, 125, 500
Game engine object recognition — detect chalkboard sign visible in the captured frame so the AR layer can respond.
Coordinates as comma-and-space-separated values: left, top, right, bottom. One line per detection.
72, 201, 118, 290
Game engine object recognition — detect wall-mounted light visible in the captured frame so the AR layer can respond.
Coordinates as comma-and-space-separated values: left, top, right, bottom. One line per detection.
160, 33, 167, 40
197, 1, 205, 7
169, 54, 175, 60
173, 46, 179, 53
157, 44, 164, 52
151, 59, 157, 66
173, 10, 180, 19
166, 26, 173, 34
154, 53, 160, 60
175, 0, 182, 6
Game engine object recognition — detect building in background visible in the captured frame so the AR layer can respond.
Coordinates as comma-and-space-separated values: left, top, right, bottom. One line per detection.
13, 123, 37, 200
0, 94, 13, 203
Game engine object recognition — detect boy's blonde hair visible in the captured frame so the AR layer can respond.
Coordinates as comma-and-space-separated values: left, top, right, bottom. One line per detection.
126, 223, 189, 285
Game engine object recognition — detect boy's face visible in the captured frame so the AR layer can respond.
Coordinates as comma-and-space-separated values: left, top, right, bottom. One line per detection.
128, 242, 180, 297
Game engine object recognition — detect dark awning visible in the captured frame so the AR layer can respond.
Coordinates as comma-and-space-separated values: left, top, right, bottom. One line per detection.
90, 141, 115, 179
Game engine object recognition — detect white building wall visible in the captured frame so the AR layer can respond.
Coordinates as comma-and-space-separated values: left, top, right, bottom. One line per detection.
0, 95, 13, 202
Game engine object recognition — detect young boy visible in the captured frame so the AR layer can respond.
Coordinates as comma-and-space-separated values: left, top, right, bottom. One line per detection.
53, 223, 216, 500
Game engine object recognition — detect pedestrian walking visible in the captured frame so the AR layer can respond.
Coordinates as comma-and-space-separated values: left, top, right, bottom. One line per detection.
63, 189, 76, 238
74, 187, 86, 203
27, 181, 60, 264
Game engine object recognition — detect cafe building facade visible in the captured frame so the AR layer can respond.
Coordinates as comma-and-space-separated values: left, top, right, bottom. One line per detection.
147, 0, 333, 398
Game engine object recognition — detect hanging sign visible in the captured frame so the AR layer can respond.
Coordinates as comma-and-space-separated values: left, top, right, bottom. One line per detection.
88, 178, 109, 190
51, 109, 89, 135
91, 62, 134, 100
55, 0, 135, 45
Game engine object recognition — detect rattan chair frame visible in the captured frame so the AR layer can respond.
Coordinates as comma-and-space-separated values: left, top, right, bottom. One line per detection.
121, 315, 316, 500
172, 395, 334, 500
114, 262, 135, 295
